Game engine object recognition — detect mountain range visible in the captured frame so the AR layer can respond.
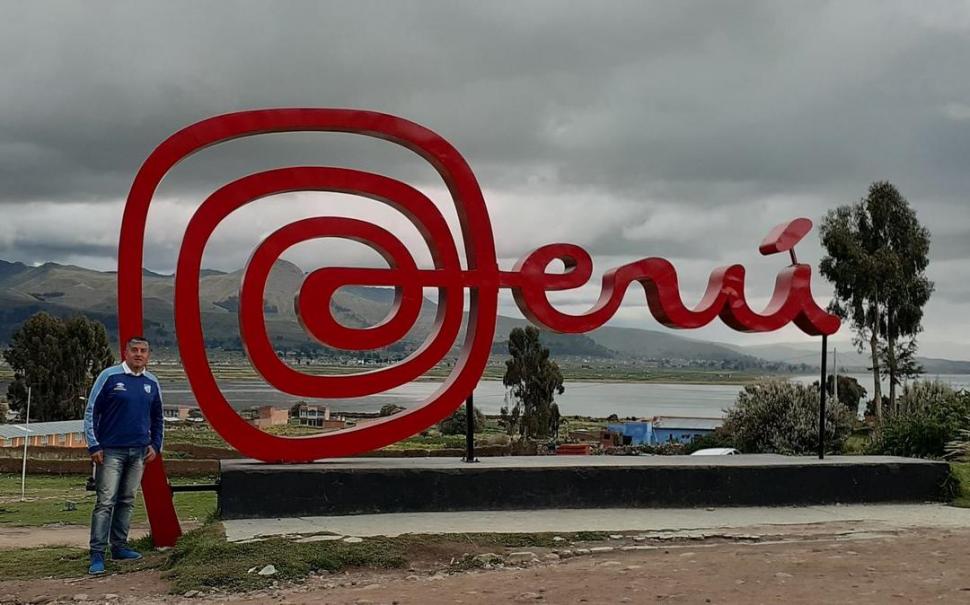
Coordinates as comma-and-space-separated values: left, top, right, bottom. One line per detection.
0, 258, 966, 373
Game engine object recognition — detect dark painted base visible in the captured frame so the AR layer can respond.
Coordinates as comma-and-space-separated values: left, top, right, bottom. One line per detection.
218, 455, 951, 520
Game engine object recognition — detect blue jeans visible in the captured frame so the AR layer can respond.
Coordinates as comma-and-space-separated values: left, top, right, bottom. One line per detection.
89, 447, 145, 554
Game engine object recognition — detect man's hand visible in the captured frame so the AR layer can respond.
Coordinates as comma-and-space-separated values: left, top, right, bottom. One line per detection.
145, 445, 158, 463
90, 450, 104, 465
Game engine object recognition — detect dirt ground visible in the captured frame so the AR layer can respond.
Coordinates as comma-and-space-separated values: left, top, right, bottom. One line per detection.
3, 521, 970, 604
0, 524, 151, 550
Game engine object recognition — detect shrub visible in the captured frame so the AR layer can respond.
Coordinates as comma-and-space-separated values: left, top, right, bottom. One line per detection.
379, 404, 405, 417
644, 441, 688, 456
899, 380, 958, 416
437, 406, 486, 435
825, 375, 867, 418
684, 428, 736, 453
723, 380, 853, 454
869, 413, 956, 458
946, 422, 970, 461
868, 384, 970, 458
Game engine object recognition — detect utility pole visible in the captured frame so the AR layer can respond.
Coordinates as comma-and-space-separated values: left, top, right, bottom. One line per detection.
20, 386, 31, 502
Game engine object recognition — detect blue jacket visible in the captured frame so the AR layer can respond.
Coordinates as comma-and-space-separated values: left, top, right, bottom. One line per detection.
83, 363, 164, 454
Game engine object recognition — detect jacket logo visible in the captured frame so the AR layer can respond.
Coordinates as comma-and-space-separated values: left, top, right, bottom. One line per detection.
113, 383, 127, 392
144, 384, 152, 394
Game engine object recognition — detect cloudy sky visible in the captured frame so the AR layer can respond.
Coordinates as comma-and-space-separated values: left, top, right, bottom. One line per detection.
1, 1, 968, 358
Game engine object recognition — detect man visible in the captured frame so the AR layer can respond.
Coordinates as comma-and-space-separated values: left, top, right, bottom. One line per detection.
83, 336, 164, 575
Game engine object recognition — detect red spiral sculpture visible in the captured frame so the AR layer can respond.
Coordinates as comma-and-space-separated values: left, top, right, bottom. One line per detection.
118, 109, 839, 545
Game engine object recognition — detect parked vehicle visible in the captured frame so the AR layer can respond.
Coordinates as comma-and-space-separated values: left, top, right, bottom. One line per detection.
690, 448, 740, 456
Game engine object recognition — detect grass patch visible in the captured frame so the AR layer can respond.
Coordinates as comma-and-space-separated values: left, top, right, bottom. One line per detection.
0, 545, 166, 580
163, 524, 407, 594
0, 473, 216, 527
0, 517, 617, 591
388, 434, 468, 450
950, 462, 970, 508
436, 531, 608, 548
0, 524, 406, 589
163, 424, 231, 448
570, 531, 611, 542
164, 528, 615, 593
0, 547, 90, 580
843, 432, 870, 455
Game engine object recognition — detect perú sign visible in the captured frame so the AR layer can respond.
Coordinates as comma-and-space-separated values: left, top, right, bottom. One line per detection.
118, 109, 840, 544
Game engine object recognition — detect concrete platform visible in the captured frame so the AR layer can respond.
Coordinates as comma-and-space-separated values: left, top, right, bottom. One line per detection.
218, 455, 950, 520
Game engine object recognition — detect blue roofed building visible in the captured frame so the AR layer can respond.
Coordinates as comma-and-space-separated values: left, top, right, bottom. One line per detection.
651, 416, 722, 444
606, 416, 722, 446
606, 421, 652, 445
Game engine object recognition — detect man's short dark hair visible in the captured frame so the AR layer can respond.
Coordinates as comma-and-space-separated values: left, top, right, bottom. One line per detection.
125, 336, 151, 350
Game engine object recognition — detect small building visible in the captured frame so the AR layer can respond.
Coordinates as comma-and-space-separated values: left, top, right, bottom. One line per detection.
0, 420, 86, 448
162, 404, 191, 422
605, 416, 722, 446
243, 406, 289, 429
651, 416, 722, 444
295, 403, 347, 429
606, 421, 652, 445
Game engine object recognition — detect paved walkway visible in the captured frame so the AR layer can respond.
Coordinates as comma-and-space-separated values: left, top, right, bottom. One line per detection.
222, 503, 970, 541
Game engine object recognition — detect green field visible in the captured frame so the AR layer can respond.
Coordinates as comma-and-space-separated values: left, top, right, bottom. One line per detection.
0, 473, 216, 527
163, 419, 512, 453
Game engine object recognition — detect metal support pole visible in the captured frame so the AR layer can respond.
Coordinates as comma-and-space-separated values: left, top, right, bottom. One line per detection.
463, 393, 478, 463
833, 347, 838, 406
819, 335, 828, 460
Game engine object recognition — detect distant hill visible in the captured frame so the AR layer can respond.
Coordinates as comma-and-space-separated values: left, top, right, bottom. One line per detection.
0, 258, 759, 363
728, 342, 970, 375
590, 325, 755, 361
491, 331, 616, 358
4, 258, 963, 372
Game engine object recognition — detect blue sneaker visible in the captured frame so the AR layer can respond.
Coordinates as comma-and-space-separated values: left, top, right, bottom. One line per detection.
88, 552, 105, 575
111, 547, 143, 561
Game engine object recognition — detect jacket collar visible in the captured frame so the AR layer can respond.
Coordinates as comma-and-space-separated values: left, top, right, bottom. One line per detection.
121, 361, 145, 377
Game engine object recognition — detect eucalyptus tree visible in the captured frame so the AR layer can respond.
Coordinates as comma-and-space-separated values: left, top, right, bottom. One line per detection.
501, 326, 565, 440
3, 312, 114, 422
820, 182, 933, 421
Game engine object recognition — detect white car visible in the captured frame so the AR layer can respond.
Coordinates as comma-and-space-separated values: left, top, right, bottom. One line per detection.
690, 448, 740, 456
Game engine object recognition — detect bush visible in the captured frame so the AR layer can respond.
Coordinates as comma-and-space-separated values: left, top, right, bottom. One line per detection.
824, 375, 867, 417
946, 422, 970, 461
868, 384, 970, 458
868, 413, 956, 458
684, 428, 736, 454
899, 380, 958, 416
437, 406, 486, 435
379, 404, 405, 417
723, 380, 853, 454
637, 441, 688, 456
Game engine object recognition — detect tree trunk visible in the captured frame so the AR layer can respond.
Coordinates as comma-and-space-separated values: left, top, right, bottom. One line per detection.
870, 305, 883, 425
887, 313, 898, 417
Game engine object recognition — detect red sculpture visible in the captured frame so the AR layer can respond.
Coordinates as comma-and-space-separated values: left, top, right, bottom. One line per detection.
118, 109, 840, 545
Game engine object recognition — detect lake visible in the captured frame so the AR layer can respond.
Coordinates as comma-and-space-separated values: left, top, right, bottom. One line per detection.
160, 374, 970, 419
791, 373, 970, 394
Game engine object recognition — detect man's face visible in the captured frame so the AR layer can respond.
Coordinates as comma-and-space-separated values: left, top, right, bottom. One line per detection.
125, 341, 151, 371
